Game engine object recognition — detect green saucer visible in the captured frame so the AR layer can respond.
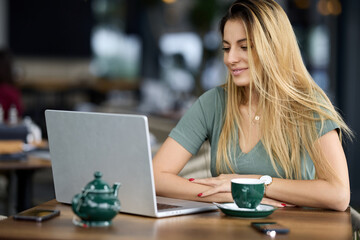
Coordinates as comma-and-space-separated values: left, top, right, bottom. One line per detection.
213, 203, 276, 218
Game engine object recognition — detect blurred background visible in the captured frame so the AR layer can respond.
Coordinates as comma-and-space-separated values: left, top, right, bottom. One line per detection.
0, 0, 359, 214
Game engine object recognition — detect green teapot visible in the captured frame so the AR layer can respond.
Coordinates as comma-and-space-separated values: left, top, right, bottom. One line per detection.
72, 171, 121, 227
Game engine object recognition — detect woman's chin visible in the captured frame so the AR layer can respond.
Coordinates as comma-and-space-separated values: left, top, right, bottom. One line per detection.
232, 78, 250, 87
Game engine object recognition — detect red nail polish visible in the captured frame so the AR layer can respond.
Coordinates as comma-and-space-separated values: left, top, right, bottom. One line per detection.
281, 203, 286, 207
197, 193, 203, 197
189, 178, 195, 182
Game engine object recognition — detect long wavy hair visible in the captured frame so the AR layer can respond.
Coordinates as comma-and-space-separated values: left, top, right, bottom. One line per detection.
216, 0, 352, 179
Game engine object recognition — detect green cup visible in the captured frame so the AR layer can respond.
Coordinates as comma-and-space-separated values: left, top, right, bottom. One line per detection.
231, 178, 265, 209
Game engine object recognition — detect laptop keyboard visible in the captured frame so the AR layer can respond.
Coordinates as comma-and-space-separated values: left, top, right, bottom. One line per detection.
157, 203, 182, 210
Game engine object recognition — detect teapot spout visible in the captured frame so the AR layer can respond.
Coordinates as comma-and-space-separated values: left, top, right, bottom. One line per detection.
112, 182, 121, 197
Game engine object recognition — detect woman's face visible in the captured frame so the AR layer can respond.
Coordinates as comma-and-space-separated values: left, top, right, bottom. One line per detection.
222, 19, 250, 87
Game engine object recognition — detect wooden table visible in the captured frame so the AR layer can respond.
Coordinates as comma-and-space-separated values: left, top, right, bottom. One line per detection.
0, 199, 353, 240
0, 155, 51, 170
0, 155, 52, 215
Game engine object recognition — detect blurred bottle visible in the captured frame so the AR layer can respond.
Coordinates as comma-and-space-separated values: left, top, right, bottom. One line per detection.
8, 104, 18, 125
0, 104, 3, 124
24, 116, 42, 144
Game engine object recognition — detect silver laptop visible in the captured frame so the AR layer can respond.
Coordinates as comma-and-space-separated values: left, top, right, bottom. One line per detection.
45, 110, 216, 218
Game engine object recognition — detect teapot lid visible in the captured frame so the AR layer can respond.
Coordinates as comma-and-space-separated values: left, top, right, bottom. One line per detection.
84, 171, 112, 193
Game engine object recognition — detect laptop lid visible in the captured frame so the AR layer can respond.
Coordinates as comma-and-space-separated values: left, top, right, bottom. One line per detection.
45, 110, 216, 218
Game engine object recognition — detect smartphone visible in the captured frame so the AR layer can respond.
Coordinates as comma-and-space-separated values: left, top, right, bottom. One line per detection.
13, 209, 60, 222
251, 222, 289, 234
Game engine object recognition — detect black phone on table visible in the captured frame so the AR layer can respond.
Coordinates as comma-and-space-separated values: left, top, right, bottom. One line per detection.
13, 209, 60, 222
251, 222, 289, 234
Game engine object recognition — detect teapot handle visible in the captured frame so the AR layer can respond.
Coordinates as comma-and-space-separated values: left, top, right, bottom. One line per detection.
72, 193, 88, 219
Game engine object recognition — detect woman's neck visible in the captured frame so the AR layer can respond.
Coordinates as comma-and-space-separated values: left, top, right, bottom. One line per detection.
240, 86, 259, 107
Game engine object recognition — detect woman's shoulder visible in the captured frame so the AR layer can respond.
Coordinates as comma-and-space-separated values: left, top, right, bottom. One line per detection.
196, 86, 226, 126
198, 86, 226, 104
202, 85, 225, 96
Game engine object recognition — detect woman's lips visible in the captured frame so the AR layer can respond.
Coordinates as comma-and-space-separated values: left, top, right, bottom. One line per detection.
231, 68, 248, 76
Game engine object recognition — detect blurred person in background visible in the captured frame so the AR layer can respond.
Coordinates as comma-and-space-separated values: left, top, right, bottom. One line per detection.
153, 0, 353, 211
0, 49, 23, 122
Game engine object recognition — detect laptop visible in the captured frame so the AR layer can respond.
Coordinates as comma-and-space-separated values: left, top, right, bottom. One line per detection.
45, 110, 217, 218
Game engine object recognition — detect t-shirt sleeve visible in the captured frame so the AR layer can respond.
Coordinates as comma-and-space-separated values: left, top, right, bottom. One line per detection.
317, 118, 339, 137
169, 88, 218, 155
314, 93, 340, 137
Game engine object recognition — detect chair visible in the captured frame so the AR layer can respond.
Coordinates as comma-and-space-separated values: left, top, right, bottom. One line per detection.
351, 207, 360, 240
179, 141, 211, 179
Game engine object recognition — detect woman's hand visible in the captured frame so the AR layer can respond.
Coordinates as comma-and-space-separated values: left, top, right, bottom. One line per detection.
261, 197, 296, 208
190, 174, 259, 197
189, 174, 240, 197
189, 174, 295, 208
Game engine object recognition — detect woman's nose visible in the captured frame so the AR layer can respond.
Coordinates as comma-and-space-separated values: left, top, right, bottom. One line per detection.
226, 50, 240, 64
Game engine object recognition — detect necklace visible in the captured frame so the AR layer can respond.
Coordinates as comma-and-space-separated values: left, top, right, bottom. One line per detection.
248, 113, 260, 125
241, 105, 260, 125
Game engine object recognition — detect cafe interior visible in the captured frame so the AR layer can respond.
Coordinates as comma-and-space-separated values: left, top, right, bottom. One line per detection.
0, 0, 360, 238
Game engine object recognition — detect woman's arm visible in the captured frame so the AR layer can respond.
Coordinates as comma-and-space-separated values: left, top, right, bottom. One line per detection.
153, 137, 232, 203
154, 137, 300, 207
195, 130, 350, 211
265, 129, 350, 211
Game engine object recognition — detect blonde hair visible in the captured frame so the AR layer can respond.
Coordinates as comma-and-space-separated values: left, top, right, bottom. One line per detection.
216, 0, 352, 179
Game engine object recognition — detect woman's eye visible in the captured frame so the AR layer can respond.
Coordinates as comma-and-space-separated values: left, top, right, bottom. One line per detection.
241, 46, 248, 50
222, 47, 230, 52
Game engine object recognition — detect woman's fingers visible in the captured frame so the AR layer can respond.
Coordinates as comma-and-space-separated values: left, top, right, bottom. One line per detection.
189, 174, 240, 186
188, 175, 239, 197
197, 187, 220, 198
261, 197, 296, 208
197, 185, 230, 198
188, 177, 231, 198
195, 181, 231, 198
189, 177, 222, 187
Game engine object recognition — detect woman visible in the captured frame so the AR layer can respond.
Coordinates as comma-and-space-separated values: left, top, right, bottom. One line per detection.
153, 0, 352, 211
0, 49, 23, 122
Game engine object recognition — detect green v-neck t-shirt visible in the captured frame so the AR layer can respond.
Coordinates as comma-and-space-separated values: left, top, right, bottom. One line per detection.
169, 86, 339, 179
